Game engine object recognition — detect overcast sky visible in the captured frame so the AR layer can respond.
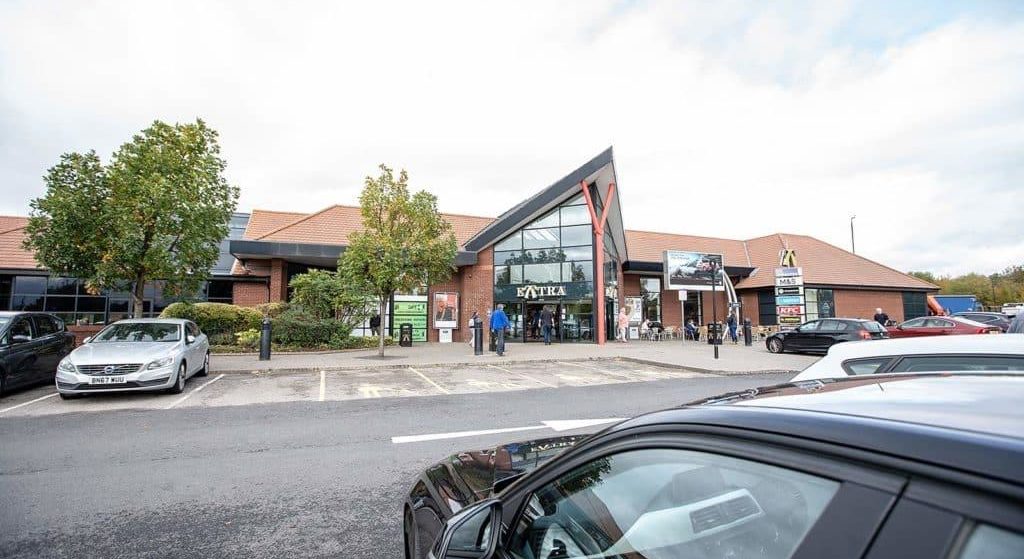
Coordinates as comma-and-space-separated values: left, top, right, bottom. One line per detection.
1, 1, 1022, 276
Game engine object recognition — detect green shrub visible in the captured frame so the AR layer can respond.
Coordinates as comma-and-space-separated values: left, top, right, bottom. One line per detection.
254, 301, 290, 318
271, 308, 351, 348
160, 302, 262, 336
332, 335, 395, 350
234, 328, 260, 349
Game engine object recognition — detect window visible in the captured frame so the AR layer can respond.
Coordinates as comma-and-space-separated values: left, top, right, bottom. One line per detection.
800, 321, 821, 331
957, 524, 1024, 559
526, 210, 560, 229
560, 204, 590, 226
863, 321, 885, 333
924, 318, 954, 328
523, 228, 560, 249
818, 319, 846, 331
758, 290, 777, 326
641, 278, 662, 322
560, 225, 592, 247
842, 358, 893, 375
33, 316, 57, 336
508, 448, 839, 559
890, 355, 1024, 373
902, 318, 927, 328
523, 263, 561, 284
495, 232, 523, 252
903, 291, 927, 320
10, 318, 34, 342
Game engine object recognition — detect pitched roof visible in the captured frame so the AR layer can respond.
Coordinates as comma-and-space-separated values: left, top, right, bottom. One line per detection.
0, 216, 41, 270
252, 204, 494, 247
241, 209, 308, 240
625, 230, 750, 266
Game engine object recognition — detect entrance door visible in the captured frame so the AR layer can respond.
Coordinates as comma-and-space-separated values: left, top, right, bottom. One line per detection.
525, 303, 559, 343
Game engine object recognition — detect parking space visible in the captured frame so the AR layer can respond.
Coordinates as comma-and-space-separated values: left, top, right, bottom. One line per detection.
0, 359, 718, 418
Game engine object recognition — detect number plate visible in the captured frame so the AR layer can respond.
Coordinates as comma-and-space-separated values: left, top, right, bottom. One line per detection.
89, 376, 126, 384
989, 330, 1001, 334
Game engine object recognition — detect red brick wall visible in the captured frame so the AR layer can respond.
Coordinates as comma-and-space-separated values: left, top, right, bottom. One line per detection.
740, 291, 759, 325
835, 290, 905, 322
269, 259, 288, 302
459, 247, 494, 343
701, 291, 730, 325
623, 274, 641, 297
233, 282, 270, 307
661, 288, 683, 328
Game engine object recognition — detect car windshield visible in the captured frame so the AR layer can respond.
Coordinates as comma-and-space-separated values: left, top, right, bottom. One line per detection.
0, 316, 10, 329
95, 323, 181, 342
863, 322, 885, 332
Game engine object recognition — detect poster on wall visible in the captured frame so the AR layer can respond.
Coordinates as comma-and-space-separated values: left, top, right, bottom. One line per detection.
432, 292, 459, 329
393, 297, 427, 342
625, 296, 642, 323
663, 251, 723, 291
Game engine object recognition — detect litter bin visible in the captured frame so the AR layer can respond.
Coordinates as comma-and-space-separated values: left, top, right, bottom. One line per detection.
707, 322, 723, 345
399, 323, 413, 347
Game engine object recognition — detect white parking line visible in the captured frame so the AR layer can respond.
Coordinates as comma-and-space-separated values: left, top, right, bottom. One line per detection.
319, 370, 326, 402
0, 392, 58, 415
164, 374, 225, 410
408, 367, 451, 395
488, 364, 557, 388
558, 361, 635, 380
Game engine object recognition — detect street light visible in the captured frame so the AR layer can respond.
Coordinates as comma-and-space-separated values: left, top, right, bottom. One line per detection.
850, 215, 857, 254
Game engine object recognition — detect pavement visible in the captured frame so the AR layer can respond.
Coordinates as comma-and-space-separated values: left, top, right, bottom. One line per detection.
0, 369, 794, 559
211, 338, 817, 375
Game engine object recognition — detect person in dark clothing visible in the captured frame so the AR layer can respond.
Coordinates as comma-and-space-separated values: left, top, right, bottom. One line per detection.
873, 308, 889, 327
726, 312, 738, 343
540, 306, 555, 345
369, 314, 381, 336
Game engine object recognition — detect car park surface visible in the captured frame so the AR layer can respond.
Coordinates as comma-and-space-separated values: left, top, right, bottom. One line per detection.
414, 374, 1024, 559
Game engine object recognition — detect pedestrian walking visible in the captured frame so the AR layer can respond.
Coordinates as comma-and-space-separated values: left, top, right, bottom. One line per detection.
369, 314, 381, 336
490, 304, 510, 356
617, 308, 629, 342
467, 310, 479, 346
727, 312, 738, 343
540, 305, 554, 345
873, 308, 889, 327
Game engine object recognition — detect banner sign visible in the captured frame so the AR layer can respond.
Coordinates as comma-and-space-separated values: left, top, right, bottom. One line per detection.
394, 297, 428, 342
775, 295, 804, 306
432, 292, 459, 329
778, 316, 803, 324
663, 250, 723, 291
775, 267, 803, 277
775, 261, 806, 328
775, 276, 803, 287
777, 305, 804, 315
775, 286, 804, 296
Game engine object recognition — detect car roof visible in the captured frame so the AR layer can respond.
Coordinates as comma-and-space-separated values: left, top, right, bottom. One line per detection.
610, 373, 1024, 486
106, 318, 190, 324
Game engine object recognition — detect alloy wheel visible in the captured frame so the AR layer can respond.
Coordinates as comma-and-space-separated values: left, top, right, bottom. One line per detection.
768, 338, 783, 353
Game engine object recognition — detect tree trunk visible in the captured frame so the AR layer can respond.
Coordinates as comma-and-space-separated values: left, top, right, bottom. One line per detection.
131, 274, 146, 319
378, 295, 387, 357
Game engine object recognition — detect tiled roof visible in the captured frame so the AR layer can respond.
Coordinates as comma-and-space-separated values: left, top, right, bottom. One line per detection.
254, 204, 494, 247
241, 209, 308, 240
0, 216, 42, 270
625, 230, 750, 266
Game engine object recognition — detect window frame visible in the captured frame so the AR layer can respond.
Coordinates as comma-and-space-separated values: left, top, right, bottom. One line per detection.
496, 430, 905, 559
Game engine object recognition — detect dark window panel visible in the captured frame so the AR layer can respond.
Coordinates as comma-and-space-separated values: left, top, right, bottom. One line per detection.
44, 296, 76, 313
13, 276, 46, 295
76, 296, 106, 313
47, 277, 79, 295
11, 294, 44, 311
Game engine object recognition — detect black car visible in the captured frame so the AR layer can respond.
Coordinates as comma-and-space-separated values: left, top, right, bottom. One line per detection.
405, 373, 1024, 559
766, 318, 887, 354
952, 312, 1012, 333
0, 311, 76, 396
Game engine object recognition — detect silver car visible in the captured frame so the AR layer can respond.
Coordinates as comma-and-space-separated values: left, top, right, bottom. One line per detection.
55, 318, 210, 399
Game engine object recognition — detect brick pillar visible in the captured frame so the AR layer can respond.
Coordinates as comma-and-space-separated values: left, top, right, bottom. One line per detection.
269, 259, 288, 302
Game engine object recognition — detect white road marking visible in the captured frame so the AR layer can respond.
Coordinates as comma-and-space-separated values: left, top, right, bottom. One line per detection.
488, 364, 557, 388
408, 367, 450, 395
358, 385, 382, 398
0, 392, 58, 415
319, 370, 326, 402
558, 361, 635, 380
392, 417, 626, 444
164, 374, 225, 410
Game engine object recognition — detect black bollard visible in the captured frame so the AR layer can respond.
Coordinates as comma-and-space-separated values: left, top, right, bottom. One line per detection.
473, 320, 483, 356
743, 318, 753, 346
259, 316, 272, 361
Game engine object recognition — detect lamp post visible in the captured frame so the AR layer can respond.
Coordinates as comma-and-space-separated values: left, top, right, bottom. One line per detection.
711, 261, 719, 360
850, 215, 857, 254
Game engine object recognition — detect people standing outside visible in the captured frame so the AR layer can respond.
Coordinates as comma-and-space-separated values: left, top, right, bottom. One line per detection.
727, 312, 738, 343
369, 314, 381, 337
640, 318, 651, 340
490, 304, 510, 356
873, 308, 889, 327
617, 308, 629, 342
540, 305, 554, 345
467, 310, 479, 347
685, 318, 698, 341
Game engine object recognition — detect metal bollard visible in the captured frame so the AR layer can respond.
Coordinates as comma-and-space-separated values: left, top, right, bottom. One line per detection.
473, 320, 483, 356
259, 316, 272, 361
743, 318, 753, 346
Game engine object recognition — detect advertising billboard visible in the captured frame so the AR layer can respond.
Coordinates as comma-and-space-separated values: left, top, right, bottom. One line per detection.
432, 292, 459, 329
663, 251, 723, 291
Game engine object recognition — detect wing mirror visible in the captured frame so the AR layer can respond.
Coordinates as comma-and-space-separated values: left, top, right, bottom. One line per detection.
437, 500, 501, 559
83, 336, 93, 344
186, 335, 196, 345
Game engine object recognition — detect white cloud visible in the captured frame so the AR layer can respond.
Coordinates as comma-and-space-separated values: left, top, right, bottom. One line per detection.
1, 0, 1021, 276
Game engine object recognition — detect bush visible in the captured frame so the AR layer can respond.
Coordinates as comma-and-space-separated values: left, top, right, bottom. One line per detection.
161, 302, 262, 336
235, 329, 260, 349
332, 335, 395, 350
254, 302, 290, 318
271, 308, 351, 348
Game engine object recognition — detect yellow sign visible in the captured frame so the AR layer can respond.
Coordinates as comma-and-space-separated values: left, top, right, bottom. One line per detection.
779, 249, 798, 267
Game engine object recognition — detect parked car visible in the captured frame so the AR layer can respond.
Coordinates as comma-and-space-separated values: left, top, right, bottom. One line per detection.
54, 319, 209, 399
0, 311, 75, 396
765, 318, 887, 355
407, 373, 1024, 559
791, 334, 1024, 381
952, 311, 1012, 332
888, 315, 1001, 338
1003, 303, 1024, 318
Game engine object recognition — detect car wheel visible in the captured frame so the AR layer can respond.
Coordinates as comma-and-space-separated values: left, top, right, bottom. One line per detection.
196, 352, 210, 377
0, 371, 6, 398
168, 362, 187, 394
59, 392, 83, 400
767, 338, 784, 354
404, 509, 416, 559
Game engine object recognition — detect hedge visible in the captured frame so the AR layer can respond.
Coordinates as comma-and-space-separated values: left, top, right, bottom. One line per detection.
160, 302, 262, 336
271, 310, 351, 348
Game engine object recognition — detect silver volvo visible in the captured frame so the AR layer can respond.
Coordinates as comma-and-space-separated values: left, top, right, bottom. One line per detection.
55, 319, 210, 399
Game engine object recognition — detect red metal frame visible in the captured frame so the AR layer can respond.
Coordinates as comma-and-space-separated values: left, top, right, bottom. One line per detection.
580, 180, 616, 344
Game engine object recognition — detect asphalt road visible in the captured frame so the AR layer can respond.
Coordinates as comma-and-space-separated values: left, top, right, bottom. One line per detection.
0, 372, 792, 559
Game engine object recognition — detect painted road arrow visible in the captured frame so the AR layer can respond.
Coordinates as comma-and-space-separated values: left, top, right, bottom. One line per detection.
391, 417, 626, 444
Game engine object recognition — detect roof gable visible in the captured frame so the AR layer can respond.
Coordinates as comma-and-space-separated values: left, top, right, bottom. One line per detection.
0, 216, 41, 270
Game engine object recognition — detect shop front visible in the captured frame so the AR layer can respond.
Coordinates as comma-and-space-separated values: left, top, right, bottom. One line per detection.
495, 283, 595, 343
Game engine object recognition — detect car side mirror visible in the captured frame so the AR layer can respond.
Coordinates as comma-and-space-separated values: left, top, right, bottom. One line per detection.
83, 336, 92, 344
438, 500, 501, 559
186, 335, 196, 345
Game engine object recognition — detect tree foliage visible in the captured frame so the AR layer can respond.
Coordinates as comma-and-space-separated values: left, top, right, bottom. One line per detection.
337, 165, 457, 356
25, 119, 238, 317
909, 265, 1024, 307
288, 269, 371, 331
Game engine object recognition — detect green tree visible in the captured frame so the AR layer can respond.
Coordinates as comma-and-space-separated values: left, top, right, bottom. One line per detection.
337, 165, 457, 356
908, 270, 938, 284
25, 119, 238, 317
288, 269, 371, 330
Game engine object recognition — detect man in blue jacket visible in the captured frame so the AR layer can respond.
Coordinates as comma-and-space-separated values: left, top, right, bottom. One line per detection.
490, 304, 511, 356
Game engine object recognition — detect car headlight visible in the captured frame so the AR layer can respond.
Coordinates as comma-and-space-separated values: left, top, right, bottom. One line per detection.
146, 356, 174, 370
58, 360, 76, 373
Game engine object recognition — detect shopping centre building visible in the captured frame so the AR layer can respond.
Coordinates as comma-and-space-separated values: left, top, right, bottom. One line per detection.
1, 147, 937, 343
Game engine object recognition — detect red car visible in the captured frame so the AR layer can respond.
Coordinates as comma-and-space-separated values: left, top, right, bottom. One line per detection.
888, 316, 1002, 338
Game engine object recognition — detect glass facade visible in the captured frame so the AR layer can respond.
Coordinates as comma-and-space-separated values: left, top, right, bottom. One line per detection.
493, 196, 595, 342
640, 277, 662, 322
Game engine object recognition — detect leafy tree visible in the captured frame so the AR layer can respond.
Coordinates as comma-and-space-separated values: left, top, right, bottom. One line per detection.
25, 119, 238, 317
908, 271, 938, 284
288, 269, 371, 331
337, 165, 457, 356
